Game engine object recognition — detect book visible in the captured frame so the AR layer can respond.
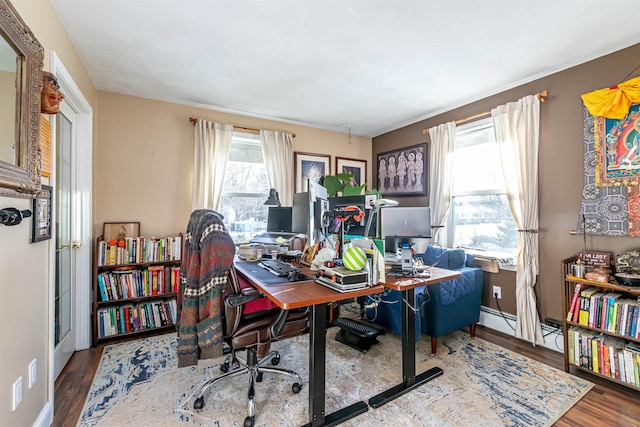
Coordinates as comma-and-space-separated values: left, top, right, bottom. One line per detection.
567, 284, 582, 321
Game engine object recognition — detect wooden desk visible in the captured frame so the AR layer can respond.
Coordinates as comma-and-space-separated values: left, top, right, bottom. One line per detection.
235, 260, 385, 427
368, 267, 461, 408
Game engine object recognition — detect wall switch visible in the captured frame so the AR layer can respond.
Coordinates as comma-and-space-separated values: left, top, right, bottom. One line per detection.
493, 285, 502, 299
29, 359, 36, 389
12, 377, 22, 411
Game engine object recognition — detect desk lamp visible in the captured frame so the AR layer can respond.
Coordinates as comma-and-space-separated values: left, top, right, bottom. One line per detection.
363, 198, 399, 238
264, 188, 281, 206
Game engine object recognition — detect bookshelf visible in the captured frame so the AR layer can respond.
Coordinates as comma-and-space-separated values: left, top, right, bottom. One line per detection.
561, 256, 640, 391
92, 233, 182, 346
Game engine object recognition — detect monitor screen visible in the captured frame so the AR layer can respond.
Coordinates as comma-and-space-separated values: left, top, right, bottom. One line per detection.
267, 207, 293, 233
380, 206, 431, 238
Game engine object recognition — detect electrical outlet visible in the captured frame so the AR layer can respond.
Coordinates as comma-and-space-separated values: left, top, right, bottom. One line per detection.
12, 377, 22, 411
29, 359, 36, 389
492, 285, 502, 299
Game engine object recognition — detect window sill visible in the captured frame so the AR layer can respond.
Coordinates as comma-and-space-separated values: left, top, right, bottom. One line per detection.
462, 248, 517, 272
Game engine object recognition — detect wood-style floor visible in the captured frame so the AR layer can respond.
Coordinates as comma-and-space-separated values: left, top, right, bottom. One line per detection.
53, 325, 640, 427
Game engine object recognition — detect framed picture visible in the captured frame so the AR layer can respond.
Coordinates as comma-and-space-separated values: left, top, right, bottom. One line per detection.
336, 157, 367, 187
31, 184, 52, 242
376, 143, 428, 197
294, 152, 331, 193
103, 221, 140, 242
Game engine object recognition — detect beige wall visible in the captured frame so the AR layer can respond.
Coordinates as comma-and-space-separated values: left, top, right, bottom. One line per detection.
373, 43, 640, 323
0, 0, 97, 426
95, 91, 372, 239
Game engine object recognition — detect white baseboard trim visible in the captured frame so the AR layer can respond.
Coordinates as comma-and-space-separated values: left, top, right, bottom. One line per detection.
32, 400, 53, 427
479, 305, 564, 354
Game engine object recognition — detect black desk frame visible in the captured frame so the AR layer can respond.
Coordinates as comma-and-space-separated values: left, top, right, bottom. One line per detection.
368, 287, 443, 407
304, 304, 368, 427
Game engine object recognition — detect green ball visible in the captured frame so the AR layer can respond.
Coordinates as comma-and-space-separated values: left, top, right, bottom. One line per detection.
343, 246, 367, 271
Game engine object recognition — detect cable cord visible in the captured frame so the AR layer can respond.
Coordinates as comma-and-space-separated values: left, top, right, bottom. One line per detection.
494, 293, 516, 333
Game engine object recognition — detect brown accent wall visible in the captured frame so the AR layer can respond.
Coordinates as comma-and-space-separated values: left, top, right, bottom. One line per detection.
373, 43, 640, 322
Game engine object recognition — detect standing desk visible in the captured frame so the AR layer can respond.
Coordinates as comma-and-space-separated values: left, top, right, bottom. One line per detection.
368, 267, 461, 408
235, 260, 385, 427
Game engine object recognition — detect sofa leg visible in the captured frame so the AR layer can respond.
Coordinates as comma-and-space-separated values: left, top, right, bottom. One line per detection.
469, 323, 476, 339
430, 336, 437, 356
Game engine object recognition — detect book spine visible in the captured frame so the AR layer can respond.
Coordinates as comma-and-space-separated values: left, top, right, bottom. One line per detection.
567, 284, 581, 321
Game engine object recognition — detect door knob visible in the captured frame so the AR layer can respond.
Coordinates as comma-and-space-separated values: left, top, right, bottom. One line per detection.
72, 241, 82, 248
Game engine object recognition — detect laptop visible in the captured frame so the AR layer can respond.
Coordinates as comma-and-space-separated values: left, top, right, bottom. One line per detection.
250, 206, 298, 245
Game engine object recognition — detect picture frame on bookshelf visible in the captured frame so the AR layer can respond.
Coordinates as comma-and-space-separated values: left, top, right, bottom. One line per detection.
31, 184, 52, 242
103, 221, 140, 242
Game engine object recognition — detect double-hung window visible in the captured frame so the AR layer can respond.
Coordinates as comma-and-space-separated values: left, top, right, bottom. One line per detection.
218, 132, 270, 244
448, 118, 518, 262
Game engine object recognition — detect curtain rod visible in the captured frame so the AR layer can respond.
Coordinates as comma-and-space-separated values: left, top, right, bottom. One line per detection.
188, 117, 295, 138
422, 90, 548, 135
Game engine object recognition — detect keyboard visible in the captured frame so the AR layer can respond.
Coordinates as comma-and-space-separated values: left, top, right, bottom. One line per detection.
258, 259, 298, 277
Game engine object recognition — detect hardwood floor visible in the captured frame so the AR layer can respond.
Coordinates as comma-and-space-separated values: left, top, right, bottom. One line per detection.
54, 325, 640, 427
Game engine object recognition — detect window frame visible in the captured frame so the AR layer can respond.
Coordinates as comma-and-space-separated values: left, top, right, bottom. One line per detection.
219, 131, 270, 244
446, 118, 518, 263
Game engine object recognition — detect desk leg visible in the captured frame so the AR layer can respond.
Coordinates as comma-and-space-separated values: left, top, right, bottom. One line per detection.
368, 289, 443, 408
303, 303, 368, 427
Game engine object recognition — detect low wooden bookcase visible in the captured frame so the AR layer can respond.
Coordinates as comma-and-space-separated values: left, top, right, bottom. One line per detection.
561, 256, 640, 391
92, 233, 182, 346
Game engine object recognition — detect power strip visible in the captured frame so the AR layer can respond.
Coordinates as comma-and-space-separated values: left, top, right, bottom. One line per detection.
544, 318, 562, 329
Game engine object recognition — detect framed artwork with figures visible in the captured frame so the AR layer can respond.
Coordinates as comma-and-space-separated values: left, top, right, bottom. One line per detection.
294, 152, 331, 193
376, 143, 428, 197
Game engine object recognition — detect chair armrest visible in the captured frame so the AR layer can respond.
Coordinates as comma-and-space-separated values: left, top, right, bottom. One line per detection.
226, 292, 262, 308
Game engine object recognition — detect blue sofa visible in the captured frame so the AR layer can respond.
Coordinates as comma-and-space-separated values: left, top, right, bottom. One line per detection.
364, 245, 484, 355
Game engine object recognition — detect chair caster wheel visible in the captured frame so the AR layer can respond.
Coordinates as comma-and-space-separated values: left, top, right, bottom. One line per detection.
193, 396, 204, 410
292, 383, 302, 394
271, 355, 280, 365
244, 415, 255, 427
256, 372, 263, 382
220, 362, 229, 373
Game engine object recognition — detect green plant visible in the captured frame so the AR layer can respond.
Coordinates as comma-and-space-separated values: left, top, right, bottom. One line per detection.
322, 173, 380, 197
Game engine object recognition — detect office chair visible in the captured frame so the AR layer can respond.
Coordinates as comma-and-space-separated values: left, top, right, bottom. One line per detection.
192, 267, 309, 427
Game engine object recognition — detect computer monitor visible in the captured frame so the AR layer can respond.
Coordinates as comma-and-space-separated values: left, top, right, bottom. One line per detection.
380, 206, 431, 255
292, 181, 329, 245
267, 207, 292, 233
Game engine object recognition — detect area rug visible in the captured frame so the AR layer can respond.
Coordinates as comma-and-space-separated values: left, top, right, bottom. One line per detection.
78, 321, 592, 427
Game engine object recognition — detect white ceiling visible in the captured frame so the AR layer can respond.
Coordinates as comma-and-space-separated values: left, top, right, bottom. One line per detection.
49, 0, 640, 137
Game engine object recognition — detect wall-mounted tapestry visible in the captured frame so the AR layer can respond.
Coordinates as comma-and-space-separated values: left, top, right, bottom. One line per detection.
578, 104, 640, 236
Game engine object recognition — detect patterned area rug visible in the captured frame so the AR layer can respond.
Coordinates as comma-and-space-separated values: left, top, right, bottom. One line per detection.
78, 321, 592, 426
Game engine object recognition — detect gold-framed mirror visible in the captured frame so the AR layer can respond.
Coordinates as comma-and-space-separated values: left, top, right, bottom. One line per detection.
0, 0, 43, 197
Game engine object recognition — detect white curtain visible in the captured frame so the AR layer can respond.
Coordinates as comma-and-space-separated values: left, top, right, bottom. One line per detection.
428, 121, 456, 244
192, 119, 233, 211
260, 130, 294, 206
492, 95, 543, 346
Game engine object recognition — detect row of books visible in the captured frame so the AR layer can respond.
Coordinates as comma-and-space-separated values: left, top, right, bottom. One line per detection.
97, 235, 182, 266
568, 326, 640, 388
566, 284, 640, 339
96, 299, 177, 338
97, 266, 180, 302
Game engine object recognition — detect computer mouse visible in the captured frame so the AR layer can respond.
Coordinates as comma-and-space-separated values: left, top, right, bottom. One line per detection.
288, 271, 301, 282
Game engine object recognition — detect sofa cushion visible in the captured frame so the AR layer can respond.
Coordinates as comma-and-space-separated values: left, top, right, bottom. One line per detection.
447, 248, 466, 270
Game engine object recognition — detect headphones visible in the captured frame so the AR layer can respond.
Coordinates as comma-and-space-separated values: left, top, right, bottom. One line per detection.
335, 205, 365, 223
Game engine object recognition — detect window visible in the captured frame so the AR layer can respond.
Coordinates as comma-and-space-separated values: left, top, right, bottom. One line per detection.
448, 118, 518, 260
218, 132, 270, 244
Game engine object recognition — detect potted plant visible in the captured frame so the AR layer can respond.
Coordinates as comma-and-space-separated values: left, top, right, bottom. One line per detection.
321, 173, 380, 197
